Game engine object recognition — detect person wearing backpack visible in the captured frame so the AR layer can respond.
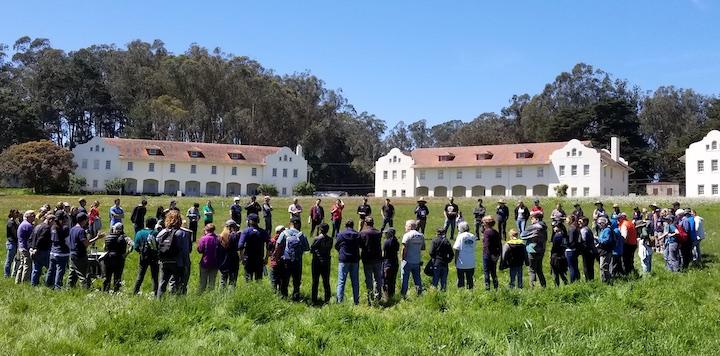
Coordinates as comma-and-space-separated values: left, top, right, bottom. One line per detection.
595, 217, 614, 283
382, 227, 400, 300
278, 217, 309, 300
501, 229, 529, 288
238, 214, 270, 282
217, 220, 241, 289
156, 210, 189, 297
310, 223, 333, 305
429, 227, 454, 292
661, 216, 680, 272
360, 217, 384, 304
197, 224, 220, 292
130, 200, 148, 234
678, 209, 696, 269
335, 219, 361, 304
103, 223, 131, 292
132, 217, 159, 295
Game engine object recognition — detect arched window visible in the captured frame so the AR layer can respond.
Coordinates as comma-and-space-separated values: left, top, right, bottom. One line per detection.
571, 148, 577, 156
712, 141, 718, 150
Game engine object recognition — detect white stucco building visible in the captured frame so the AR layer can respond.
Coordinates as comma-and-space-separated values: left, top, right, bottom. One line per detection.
73, 137, 308, 196
374, 137, 632, 198
684, 130, 720, 197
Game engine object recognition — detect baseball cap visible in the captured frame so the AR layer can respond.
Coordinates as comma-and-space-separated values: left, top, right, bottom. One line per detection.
225, 220, 238, 227
247, 213, 259, 222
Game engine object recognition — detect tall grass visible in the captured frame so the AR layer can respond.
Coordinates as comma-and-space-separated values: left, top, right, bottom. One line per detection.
0, 195, 718, 354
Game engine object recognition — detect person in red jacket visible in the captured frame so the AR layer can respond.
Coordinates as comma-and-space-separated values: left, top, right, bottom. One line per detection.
618, 213, 638, 277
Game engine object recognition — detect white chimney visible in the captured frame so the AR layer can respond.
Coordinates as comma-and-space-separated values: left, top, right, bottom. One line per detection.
610, 137, 619, 161
295, 144, 303, 157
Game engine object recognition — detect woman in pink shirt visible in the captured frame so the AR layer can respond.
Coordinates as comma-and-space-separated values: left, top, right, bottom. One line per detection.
197, 224, 219, 292
330, 199, 345, 238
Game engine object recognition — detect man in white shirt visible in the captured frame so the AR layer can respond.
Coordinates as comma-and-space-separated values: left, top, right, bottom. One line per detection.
453, 221, 477, 289
288, 198, 303, 230
400, 220, 425, 298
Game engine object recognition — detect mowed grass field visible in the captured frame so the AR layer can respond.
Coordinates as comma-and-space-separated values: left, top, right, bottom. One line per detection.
0, 194, 719, 355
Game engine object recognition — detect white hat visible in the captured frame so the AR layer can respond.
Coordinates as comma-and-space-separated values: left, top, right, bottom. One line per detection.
234, 197, 240, 201
675, 209, 685, 216
275, 225, 286, 233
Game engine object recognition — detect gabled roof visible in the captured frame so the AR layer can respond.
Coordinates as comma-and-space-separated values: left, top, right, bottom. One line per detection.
101, 138, 283, 165
411, 141, 591, 168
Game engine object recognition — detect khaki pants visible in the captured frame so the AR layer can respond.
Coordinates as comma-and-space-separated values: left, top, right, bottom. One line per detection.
15, 249, 31, 284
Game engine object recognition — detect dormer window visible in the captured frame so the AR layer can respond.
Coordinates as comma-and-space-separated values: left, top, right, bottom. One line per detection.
476, 152, 493, 160
438, 154, 455, 162
515, 150, 534, 159
147, 148, 164, 156
188, 150, 204, 158
229, 152, 245, 160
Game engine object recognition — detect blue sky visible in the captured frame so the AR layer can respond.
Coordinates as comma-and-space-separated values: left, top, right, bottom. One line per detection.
2, 0, 719, 127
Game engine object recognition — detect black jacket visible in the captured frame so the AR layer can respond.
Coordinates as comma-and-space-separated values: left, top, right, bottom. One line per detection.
514, 206, 530, 221
429, 236, 454, 267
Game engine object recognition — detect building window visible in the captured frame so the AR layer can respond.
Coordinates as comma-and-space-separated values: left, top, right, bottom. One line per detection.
537, 167, 544, 177
515, 168, 522, 178
392, 156, 397, 163
392, 190, 397, 197
401, 170, 407, 179
289, 157, 292, 162
283, 155, 288, 161
476, 152, 493, 160
456, 170, 463, 179
252, 167, 257, 176
81, 159, 88, 169
383, 171, 388, 180
191, 165, 197, 174
713, 184, 719, 195
571, 148, 577, 156
438, 155, 455, 161
382, 190, 388, 197
571, 165, 577, 176
272, 168, 277, 177
712, 141, 718, 150
146, 148, 163, 156
698, 160, 704, 172
698, 185, 705, 195
293, 169, 298, 178
92, 180, 98, 188
475, 168, 482, 179
283, 168, 288, 178
515, 151, 533, 159
652, 188, 658, 195
189, 151, 204, 158
127, 162, 133, 171
282, 187, 287, 195
712, 160, 718, 172
95, 145, 99, 151
559, 165, 565, 176
610, 168, 613, 179
583, 187, 589, 197
211, 166, 217, 175
419, 170, 426, 180
170, 164, 176, 173
438, 170, 444, 179
229, 167, 236, 176
571, 187, 577, 197
583, 164, 590, 176
666, 188, 672, 195
148, 163, 155, 172
603, 167, 607, 177
401, 190, 406, 197
93, 160, 100, 170
392, 170, 397, 179
229, 153, 245, 160
495, 168, 502, 178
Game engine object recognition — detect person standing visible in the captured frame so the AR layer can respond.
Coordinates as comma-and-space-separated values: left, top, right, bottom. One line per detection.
442, 197, 460, 239
414, 198, 430, 234
67, 213, 101, 289
238, 214, 270, 281
109, 199, 124, 226
360, 217, 383, 304
549, 221, 569, 287
565, 215, 581, 283
217, 220, 241, 288
357, 197, 372, 231
595, 217, 614, 283
103, 223, 131, 292
429, 228, 454, 291
29, 214, 54, 287
244, 196, 262, 220
609, 218, 624, 278
268, 225, 285, 293
382, 227, 400, 300
130, 199, 148, 234
5, 209, 19, 278
635, 218, 654, 275
678, 209, 696, 269
380, 198, 395, 232
472, 199, 486, 238
230, 197, 243, 226
496, 200, 509, 240
88, 201, 101, 239
197, 224, 220, 292
453, 221, 477, 289
309, 199, 325, 236
592, 201, 608, 235
330, 199, 345, 238
481, 216, 501, 290
520, 211, 548, 288
156, 211, 189, 297
203, 201, 215, 227
47, 212, 70, 289
571, 203, 584, 220
400, 220, 425, 298
514, 201, 530, 234
502, 229, 529, 288
578, 217, 597, 281
618, 213, 638, 277
186, 203, 201, 242
288, 198, 303, 231
132, 217, 159, 295
262, 196, 273, 234
531, 199, 543, 214
662, 216, 680, 272
310, 223, 333, 305
15, 211, 35, 284
278, 218, 309, 300
691, 209, 704, 265
335, 220, 361, 304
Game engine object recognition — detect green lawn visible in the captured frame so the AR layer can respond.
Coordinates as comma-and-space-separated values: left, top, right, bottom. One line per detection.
0, 195, 718, 355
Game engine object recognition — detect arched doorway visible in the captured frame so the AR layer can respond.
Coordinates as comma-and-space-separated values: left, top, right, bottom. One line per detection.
416, 186, 429, 197
246, 183, 260, 196
142, 179, 159, 194
164, 180, 180, 196
533, 184, 549, 196
206, 182, 221, 196
491, 185, 506, 196
471, 185, 486, 197
433, 186, 447, 197
185, 181, 201, 196
452, 185, 466, 198
124, 178, 137, 194
511, 184, 527, 196
226, 183, 242, 197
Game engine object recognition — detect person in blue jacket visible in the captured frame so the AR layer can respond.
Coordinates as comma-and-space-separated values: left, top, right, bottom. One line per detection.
610, 217, 624, 278
595, 217, 614, 283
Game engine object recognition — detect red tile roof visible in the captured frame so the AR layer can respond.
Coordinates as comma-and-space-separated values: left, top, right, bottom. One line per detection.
102, 138, 283, 165
411, 141, 592, 168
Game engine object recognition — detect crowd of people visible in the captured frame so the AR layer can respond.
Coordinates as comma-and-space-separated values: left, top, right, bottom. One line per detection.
3, 195, 707, 306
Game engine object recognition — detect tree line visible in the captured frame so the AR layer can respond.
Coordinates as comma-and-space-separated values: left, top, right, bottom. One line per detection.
1, 37, 718, 190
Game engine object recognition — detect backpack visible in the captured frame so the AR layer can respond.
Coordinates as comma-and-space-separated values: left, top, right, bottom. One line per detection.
157, 228, 179, 260
675, 224, 689, 245
283, 230, 305, 263
139, 231, 159, 261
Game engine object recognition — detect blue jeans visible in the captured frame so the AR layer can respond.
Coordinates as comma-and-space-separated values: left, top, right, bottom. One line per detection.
5, 242, 17, 278
639, 244, 653, 274
431, 265, 448, 291
47, 254, 69, 289
400, 261, 422, 296
665, 242, 680, 272
516, 219, 526, 233
336, 262, 360, 304
443, 219, 457, 239
509, 265, 523, 288
693, 240, 702, 263
482, 256, 498, 290
363, 261, 384, 303
565, 250, 580, 283
31, 249, 50, 287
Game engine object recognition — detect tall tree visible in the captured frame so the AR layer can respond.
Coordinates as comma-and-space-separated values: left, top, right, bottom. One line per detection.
384, 121, 413, 152
407, 119, 434, 148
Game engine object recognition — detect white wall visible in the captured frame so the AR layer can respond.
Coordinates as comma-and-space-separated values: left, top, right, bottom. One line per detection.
414, 164, 557, 197
374, 148, 415, 197
551, 139, 603, 197
263, 147, 309, 196
686, 130, 720, 197
72, 136, 122, 191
